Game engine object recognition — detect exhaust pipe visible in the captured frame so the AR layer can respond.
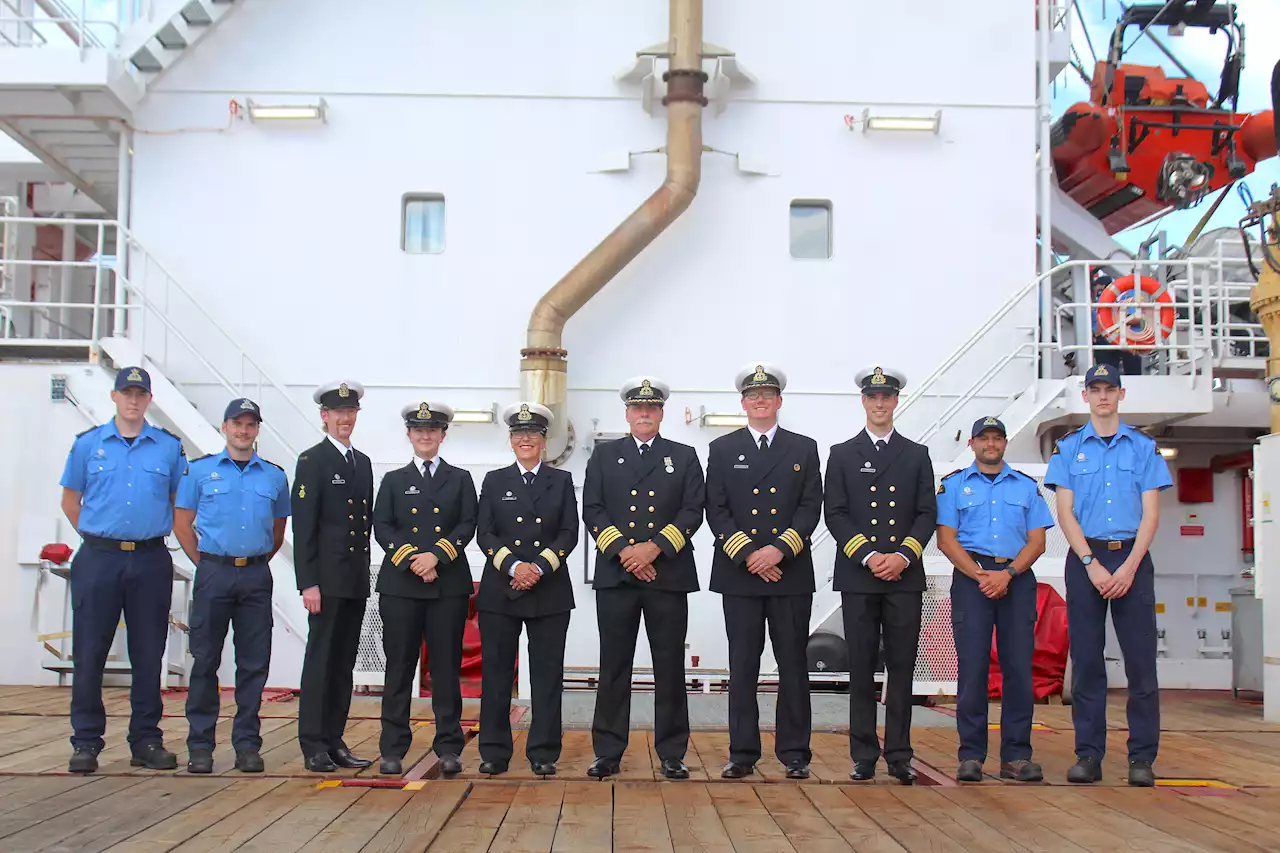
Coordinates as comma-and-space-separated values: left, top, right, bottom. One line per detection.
521, 0, 706, 463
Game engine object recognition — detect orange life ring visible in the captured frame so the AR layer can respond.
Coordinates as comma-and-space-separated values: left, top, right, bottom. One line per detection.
1096, 274, 1175, 351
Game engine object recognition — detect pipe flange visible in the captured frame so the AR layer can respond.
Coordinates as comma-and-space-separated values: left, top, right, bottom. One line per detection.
662, 67, 709, 106
662, 68, 710, 83
547, 418, 577, 468
520, 347, 568, 359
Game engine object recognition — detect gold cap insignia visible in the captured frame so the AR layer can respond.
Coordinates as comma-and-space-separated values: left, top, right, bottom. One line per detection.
417, 402, 431, 420
127, 368, 142, 382
753, 365, 767, 382
1094, 365, 1109, 376
870, 367, 886, 386
240, 400, 256, 411
984, 416, 999, 426
517, 403, 533, 422
639, 379, 654, 397
338, 383, 350, 398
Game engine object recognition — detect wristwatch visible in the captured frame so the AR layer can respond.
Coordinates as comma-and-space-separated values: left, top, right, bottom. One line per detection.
1081, 554, 1095, 566
1005, 564, 1018, 576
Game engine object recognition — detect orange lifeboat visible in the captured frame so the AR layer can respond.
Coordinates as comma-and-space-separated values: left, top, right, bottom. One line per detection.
1051, 2, 1277, 235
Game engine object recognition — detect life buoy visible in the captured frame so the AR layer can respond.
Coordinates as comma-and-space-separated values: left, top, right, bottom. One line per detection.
1096, 274, 1175, 351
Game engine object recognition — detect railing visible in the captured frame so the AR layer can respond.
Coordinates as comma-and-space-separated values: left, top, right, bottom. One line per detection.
0, 0, 122, 53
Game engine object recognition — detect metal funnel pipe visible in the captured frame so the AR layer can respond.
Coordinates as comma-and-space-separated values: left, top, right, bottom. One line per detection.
521, 0, 706, 462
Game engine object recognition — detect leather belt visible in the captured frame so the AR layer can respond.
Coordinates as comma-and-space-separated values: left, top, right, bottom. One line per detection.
1086, 537, 1134, 551
82, 534, 166, 552
199, 552, 269, 567
966, 550, 1010, 564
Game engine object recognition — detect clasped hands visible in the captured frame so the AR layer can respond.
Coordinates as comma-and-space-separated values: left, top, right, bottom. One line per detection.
973, 568, 1012, 600
409, 551, 439, 583
746, 545, 785, 582
510, 561, 542, 591
867, 551, 910, 582
620, 542, 662, 582
1087, 558, 1136, 600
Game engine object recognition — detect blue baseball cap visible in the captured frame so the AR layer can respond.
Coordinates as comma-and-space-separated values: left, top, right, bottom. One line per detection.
223, 397, 263, 422
971, 416, 1007, 438
1084, 363, 1122, 388
114, 365, 151, 393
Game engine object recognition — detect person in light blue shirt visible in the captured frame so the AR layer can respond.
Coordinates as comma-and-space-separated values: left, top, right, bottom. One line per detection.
936, 416, 1053, 785
1044, 363, 1173, 788
58, 365, 186, 775
173, 397, 290, 775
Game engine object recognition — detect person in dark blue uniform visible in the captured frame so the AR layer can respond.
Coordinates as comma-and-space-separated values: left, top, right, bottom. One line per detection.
59, 365, 186, 774
372, 402, 478, 777
173, 397, 290, 774
474, 402, 579, 777
935, 416, 1054, 784
706, 363, 822, 781
1045, 363, 1172, 787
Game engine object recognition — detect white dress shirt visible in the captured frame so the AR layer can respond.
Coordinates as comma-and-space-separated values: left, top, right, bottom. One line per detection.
328, 434, 354, 459
747, 422, 780, 448
413, 455, 439, 477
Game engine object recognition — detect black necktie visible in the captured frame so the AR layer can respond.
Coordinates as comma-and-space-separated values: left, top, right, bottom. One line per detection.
344, 448, 354, 468
759, 434, 769, 451
523, 471, 535, 486
422, 460, 432, 479
639, 443, 649, 457
875, 440, 886, 452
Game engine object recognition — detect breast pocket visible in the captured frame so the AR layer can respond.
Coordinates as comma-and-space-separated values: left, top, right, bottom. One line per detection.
199, 478, 233, 522
143, 461, 172, 496
255, 482, 281, 524
1002, 491, 1031, 540
87, 457, 117, 479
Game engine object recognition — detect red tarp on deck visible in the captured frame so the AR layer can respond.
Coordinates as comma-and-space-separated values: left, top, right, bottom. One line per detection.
988, 582, 1070, 699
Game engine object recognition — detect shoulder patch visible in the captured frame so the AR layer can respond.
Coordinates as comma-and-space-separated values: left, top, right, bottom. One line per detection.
936, 482, 945, 495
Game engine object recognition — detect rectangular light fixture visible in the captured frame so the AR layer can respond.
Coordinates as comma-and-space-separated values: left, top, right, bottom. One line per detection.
451, 405, 497, 424
247, 98, 327, 122
1158, 447, 1179, 460
699, 408, 748, 429
862, 108, 941, 134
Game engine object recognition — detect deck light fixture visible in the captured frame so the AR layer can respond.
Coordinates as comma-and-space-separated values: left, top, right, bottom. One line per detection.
451, 405, 497, 424
696, 407, 748, 428
860, 108, 942, 134
247, 98, 327, 123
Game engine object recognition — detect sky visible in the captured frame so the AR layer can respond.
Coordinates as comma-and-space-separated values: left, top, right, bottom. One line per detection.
1052, 0, 1280, 252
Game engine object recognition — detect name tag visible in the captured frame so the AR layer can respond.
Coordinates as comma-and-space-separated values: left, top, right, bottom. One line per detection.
860, 467, 877, 475
733, 464, 750, 470
501, 492, 518, 501
405, 485, 420, 495
331, 475, 346, 485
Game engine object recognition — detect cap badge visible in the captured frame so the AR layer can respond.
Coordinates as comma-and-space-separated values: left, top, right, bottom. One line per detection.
640, 379, 654, 397
983, 416, 999, 426
752, 365, 767, 383
240, 400, 256, 411
870, 367, 886, 386
517, 403, 532, 422
127, 368, 142, 382
1094, 365, 1110, 376
417, 402, 431, 420
338, 383, 350, 398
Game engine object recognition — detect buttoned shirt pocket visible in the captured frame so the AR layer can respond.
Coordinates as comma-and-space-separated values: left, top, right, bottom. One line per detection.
255, 481, 281, 525
1002, 490, 1031, 541
142, 460, 173, 497
87, 456, 117, 479
199, 477, 233, 521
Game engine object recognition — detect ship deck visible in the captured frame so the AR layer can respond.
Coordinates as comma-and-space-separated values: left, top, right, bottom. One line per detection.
0, 686, 1277, 851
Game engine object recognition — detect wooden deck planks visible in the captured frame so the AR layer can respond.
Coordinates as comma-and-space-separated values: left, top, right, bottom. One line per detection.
425, 782, 518, 853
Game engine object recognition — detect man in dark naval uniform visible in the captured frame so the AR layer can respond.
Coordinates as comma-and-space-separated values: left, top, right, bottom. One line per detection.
372, 402, 478, 777
824, 365, 937, 784
706, 363, 822, 780
584, 376, 706, 780
474, 402, 579, 777
292, 379, 375, 772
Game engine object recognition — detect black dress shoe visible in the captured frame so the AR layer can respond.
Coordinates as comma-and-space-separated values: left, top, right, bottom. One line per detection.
1067, 756, 1102, 783
331, 747, 372, 769
1001, 759, 1043, 782
131, 743, 178, 770
235, 750, 264, 773
661, 759, 689, 780
478, 760, 508, 775
437, 754, 462, 776
721, 761, 754, 779
887, 760, 916, 785
531, 761, 557, 777
379, 757, 403, 776
187, 749, 214, 774
956, 759, 983, 782
588, 757, 620, 779
850, 760, 876, 781
305, 752, 338, 773
785, 761, 810, 780
1128, 760, 1155, 787
68, 746, 99, 774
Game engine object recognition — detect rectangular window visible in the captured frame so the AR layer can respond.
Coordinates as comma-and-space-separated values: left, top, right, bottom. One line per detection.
402, 194, 445, 254
790, 200, 832, 259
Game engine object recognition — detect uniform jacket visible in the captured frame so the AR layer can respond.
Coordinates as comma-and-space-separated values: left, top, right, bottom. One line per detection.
291, 438, 375, 599
705, 426, 823, 596
475, 463, 579, 617
824, 430, 937, 594
372, 459, 478, 600
583, 435, 706, 593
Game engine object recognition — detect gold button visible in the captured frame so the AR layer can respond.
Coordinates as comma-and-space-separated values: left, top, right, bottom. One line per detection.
649, 491, 655, 497
629, 538, 636, 544
363, 516, 367, 521
515, 539, 521, 546
871, 502, 877, 508
349, 546, 355, 552
349, 514, 354, 520
772, 528, 778, 534
648, 523, 655, 529
412, 527, 418, 533
363, 499, 368, 505
770, 487, 777, 494
890, 501, 896, 508
411, 508, 418, 515
889, 486, 896, 493
753, 488, 759, 495
535, 518, 542, 523
630, 506, 636, 512
517, 516, 524, 522
629, 522, 636, 528
348, 499, 354, 505
435, 526, 442, 533
349, 531, 355, 536
871, 536, 877, 543
770, 509, 777, 515
534, 540, 541, 546
871, 519, 878, 525
751, 509, 758, 516
631, 490, 638, 496
870, 486, 877, 492
751, 529, 758, 535
433, 507, 439, 513
648, 506, 655, 513
889, 519, 896, 526
891, 536, 898, 543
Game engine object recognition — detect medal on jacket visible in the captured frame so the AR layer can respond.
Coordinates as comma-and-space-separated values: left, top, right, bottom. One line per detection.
664, 456, 674, 474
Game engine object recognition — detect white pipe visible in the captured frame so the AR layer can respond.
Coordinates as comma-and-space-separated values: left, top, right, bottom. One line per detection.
1038, 0, 1054, 378
113, 129, 132, 337
59, 216, 74, 340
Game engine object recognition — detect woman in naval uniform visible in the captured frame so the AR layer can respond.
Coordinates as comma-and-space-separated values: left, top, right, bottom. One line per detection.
474, 402, 579, 777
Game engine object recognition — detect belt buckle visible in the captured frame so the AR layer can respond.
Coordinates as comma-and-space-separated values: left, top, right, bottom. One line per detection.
1108, 541, 1123, 551
234, 557, 248, 567
994, 557, 1010, 564
120, 541, 136, 552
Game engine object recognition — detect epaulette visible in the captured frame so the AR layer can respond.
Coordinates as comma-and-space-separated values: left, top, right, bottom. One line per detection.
74, 425, 97, 439
157, 427, 185, 452
1010, 467, 1035, 481
936, 469, 963, 495
298, 453, 309, 462
189, 453, 212, 463
1051, 425, 1083, 455
261, 458, 284, 471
